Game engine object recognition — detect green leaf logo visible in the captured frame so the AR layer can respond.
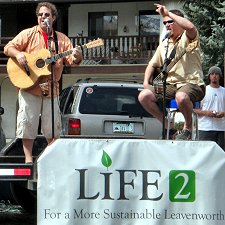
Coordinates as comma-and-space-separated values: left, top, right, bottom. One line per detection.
101, 150, 112, 170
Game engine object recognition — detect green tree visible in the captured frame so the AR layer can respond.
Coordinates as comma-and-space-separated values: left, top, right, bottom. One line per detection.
181, 0, 225, 77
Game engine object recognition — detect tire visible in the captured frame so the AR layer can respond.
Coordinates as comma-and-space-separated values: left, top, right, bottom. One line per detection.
10, 182, 37, 213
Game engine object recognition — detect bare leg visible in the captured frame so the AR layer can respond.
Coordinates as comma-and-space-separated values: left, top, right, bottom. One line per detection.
138, 89, 168, 128
23, 139, 34, 163
175, 92, 193, 130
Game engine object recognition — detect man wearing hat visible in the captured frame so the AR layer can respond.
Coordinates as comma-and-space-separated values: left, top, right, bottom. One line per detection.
194, 66, 225, 149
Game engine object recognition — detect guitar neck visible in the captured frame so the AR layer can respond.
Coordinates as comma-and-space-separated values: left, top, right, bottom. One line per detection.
53, 41, 100, 61
54, 49, 73, 61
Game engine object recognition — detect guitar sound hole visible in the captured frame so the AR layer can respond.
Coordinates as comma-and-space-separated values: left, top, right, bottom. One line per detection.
36, 59, 45, 69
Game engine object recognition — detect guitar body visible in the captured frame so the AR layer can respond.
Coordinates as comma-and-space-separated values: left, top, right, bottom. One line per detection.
6, 39, 104, 89
7, 49, 51, 89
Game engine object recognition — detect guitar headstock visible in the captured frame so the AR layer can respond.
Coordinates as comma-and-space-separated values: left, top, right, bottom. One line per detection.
83, 38, 104, 49
186, 40, 198, 52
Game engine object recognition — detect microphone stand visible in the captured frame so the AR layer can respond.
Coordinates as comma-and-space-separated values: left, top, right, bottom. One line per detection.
161, 37, 170, 139
47, 26, 56, 140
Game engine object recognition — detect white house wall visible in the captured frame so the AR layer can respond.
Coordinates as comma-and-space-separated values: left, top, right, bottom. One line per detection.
68, 2, 161, 37
68, 1, 182, 37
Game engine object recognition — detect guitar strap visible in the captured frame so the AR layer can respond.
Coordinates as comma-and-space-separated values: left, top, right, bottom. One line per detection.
165, 33, 182, 66
41, 31, 58, 54
166, 45, 177, 66
153, 33, 185, 86
53, 31, 58, 54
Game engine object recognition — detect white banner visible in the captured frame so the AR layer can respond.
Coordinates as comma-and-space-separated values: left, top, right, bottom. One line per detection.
37, 139, 225, 225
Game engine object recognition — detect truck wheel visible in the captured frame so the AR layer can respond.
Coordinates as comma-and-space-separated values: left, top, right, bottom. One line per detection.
10, 182, 37, 213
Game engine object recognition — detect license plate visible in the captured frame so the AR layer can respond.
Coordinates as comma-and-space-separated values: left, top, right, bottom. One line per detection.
113, 122, 134, 134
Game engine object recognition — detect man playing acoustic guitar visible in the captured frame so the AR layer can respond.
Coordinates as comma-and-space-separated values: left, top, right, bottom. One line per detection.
138, 4, 205, 140
4, 2, 83, 163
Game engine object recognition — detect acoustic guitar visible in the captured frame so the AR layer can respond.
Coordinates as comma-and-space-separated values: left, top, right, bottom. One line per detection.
7, 38, 104, 89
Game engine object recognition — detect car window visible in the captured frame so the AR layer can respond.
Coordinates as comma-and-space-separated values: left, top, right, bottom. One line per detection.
79, 86, 152, 117
60, 86, 78, 114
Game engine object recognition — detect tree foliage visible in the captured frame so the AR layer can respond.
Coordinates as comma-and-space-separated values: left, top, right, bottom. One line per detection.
180, 0, 225, 76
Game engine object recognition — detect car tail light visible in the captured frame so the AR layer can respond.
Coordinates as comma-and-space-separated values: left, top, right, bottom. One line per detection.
68, 118, 81, 135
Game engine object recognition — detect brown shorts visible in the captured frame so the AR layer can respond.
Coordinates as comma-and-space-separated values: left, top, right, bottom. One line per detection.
151, 83, 205, 103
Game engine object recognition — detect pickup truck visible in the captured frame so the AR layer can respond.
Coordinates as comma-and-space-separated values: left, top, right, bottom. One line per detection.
0, 78, 162, 212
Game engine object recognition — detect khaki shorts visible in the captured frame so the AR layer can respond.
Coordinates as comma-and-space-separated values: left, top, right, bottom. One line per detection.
16, 90, 61, 139
151, 83, 205, 103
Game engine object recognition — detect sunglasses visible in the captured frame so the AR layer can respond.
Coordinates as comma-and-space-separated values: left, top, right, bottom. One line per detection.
163, 20, 174, 25
38, 12, 51, 17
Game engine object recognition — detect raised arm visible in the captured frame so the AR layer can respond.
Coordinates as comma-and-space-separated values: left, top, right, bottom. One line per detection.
154, 3, 197, 40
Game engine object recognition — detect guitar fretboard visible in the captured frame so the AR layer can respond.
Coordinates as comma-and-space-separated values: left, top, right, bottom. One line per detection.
44, 39, 103, 64
55, 50, 73, 61
44, 49, 74, 64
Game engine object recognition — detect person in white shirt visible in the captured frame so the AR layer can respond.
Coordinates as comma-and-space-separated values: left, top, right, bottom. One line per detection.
194, 66, 225, 149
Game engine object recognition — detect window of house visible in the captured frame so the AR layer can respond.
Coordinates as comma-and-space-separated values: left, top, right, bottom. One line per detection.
139, 10, 160, 35
88, 12, 118, 37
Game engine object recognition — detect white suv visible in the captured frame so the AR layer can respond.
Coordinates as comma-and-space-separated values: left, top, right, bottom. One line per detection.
59, 78, 162, 139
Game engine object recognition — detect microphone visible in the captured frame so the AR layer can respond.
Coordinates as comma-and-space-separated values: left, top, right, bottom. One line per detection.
162, 31, 171, 42
44, 18, 50, 27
